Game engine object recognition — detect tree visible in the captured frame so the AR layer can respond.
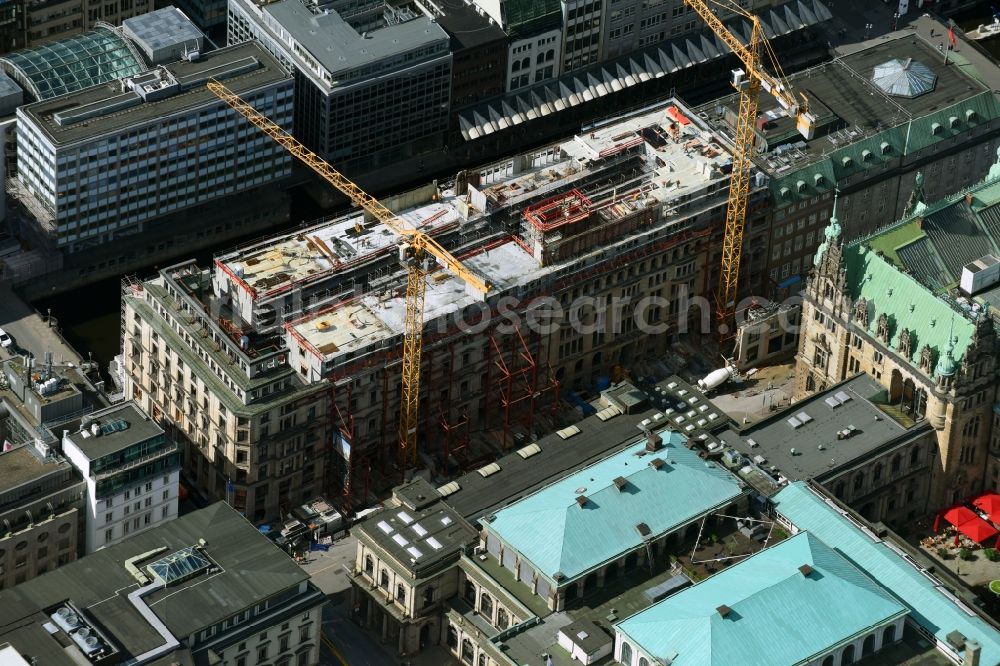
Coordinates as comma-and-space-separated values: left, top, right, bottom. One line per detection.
960, 547, 973, 561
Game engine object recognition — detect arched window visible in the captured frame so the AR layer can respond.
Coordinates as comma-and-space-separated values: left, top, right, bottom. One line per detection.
380, 569, 389, 589
536, 53, 545, 65
835, 481, 846, 498
883, 623, 896, 644
464, 580, 476, 605
496, 607, 509, 630
546, 49, 555, 61
621, 641, 633, 664
853, 473, 864, 491
479, 592, 494, 619
873, 463, 882, 482
447, 625, 458, 649
423, 587, 434, 608
520, 57, 529, 69
891, 454, 902, 473
364, 554, 374, 575
910, 446, 920, 466
461, 638, 475, 664
478, 654, 487, 666
822, 656, 834, 666
512, 60, 521, 72
396, 583, 406, 603
639, 658, 649, 666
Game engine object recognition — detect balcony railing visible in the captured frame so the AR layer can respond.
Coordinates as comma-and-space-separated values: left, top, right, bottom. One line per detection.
93, 442, 179, 480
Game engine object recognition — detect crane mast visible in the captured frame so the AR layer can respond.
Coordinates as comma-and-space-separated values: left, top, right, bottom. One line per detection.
206, 80, 491, 472
682, 0, 814, 340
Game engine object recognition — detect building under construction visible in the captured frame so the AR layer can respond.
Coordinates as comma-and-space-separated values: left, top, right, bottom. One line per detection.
122, 97, 765, 512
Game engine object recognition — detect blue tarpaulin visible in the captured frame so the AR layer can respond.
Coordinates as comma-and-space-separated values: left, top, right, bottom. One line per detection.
309, 542, 330, 552
777, 274, 802, 289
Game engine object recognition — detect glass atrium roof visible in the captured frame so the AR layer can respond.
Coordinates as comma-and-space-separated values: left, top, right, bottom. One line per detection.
871, 58, 937, 99
148, 546, 211, 584
0, 27, 146, 100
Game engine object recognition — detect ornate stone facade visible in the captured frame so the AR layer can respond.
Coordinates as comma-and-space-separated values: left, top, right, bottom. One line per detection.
794, 195, 999, 509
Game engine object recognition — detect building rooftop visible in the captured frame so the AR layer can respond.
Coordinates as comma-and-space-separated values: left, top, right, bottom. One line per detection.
19, 41, 290, 146
695, 31, 1000, 222
354, 481, 476, 578
774, 482, 1000, 666
722, 34, 989, 170
64, 402, 163, 460
843, 239, 978, 378
0, 444, 69, 498
0, 27, 147, 101
260, 0, 448, 79
485, 430, 744, 583
0, 502, 315, 664
617, 531, 908, 666
222, 199, 463, 302
268, 100, 735, 369
123, 6, 205, 63
720, 374, 928, 490
423, 0, 506, 50
443, 406, 660, 524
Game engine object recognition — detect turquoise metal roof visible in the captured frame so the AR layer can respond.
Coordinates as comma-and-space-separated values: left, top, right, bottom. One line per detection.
774, 482, 1000, 665
616, 532, 908, 666
485, 431, 743, 582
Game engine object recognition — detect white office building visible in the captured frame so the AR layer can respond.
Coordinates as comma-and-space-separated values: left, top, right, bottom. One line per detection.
61, 402, 181, 553
13, 41, 292, 253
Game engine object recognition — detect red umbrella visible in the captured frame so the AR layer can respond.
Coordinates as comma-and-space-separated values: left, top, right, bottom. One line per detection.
955, 533, 961, 548
943, 505, 978, 527
973, 492, 1000, 521
959, 517, 999, 544
934, 514, 941, 532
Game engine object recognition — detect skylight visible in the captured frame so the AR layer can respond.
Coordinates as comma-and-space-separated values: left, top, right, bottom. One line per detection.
397, 511, 414, 524
392, 534, 408, 547
377, 520, 393, 534
148, 546, 210, 585
412, 523, 428, 537
426, 537, 443, 550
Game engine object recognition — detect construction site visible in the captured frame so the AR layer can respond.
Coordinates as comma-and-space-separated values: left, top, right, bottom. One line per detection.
200, 97, 761, 504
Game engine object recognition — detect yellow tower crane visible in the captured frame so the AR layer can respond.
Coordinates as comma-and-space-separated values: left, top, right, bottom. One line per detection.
683, 0, 815, 340
206, 80, 492, 470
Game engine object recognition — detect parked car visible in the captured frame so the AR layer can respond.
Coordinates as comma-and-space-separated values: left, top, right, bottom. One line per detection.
0, 328, 12, 349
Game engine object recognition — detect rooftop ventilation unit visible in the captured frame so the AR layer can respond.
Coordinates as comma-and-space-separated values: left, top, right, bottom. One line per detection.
717, 604, 732, 617
576, 495, 588, 507
799, 564, 813, 577
645, 431, 663, 452
613, 476, 628, 491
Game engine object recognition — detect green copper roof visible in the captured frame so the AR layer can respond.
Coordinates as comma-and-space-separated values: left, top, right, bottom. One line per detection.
844, 244, 974, 373
774, 483, 1000, 666
616, 531, 908, 666
769, 91, 1000, 210
863, 219, 925, 266
485, 431, 743, 583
